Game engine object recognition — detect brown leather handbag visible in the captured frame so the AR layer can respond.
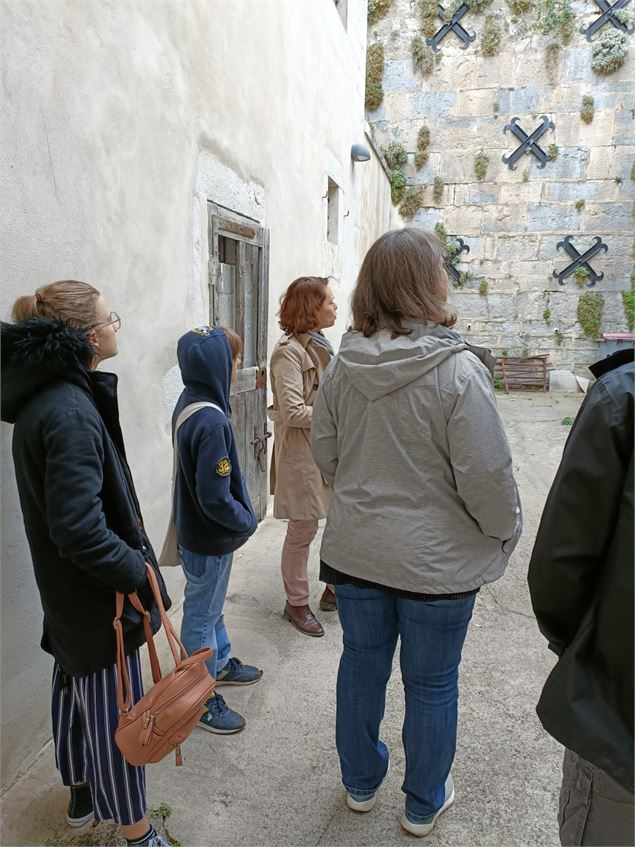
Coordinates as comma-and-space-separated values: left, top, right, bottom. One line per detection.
114, 563, 215, 766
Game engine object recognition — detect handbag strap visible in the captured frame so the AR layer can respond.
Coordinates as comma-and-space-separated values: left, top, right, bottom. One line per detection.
114, 562, 191, 714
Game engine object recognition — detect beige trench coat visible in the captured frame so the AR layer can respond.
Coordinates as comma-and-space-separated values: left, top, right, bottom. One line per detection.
268, 333, 332, 520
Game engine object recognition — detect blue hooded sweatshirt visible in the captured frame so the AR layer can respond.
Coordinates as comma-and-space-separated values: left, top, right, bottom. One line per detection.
172, 326, 257, 556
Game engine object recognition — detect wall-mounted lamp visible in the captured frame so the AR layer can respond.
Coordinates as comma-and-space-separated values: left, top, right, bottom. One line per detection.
351, 143, 371, 163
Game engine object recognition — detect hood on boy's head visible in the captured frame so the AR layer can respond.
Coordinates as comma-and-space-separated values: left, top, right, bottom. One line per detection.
177, 325, 232, 409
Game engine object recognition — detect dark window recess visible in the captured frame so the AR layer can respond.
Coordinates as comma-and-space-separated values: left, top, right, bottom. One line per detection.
327, 178, 340, 245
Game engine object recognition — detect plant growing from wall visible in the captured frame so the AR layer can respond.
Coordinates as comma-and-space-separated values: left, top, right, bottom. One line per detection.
493, 100, 500, 114
622, 273, 635, 331
433, 176, 444, 204
575, 199, 585, 212
543, 306, 552, 324
591, 30, 629, 74
399, 185, 426, 219
544, 41, 561, 80
478, 279, 489, 296
434, 222, 448, 244
412, 35, 434, 75
382, 141, 408, 170
482, 15, 502, 55
465, 0, 495, 12
418, 0, 440, 35
368, 0, 392, 25
577, 292, 604, 339
554, 329, 564, 346
536, 0, 574, 43
474, 150, 490, 181
522, 168, 529, 182
547, 143, 559, 161
415, 125, 431, 169
574, 265, 589, 285
390, 169, 407, 204
458, 270, 474, 286
365, 43, 385, 111
501, 347, 509, 357
631, 160, 635, 181
614, 8, 633, 26
506, 0, 532, 14
580, 95, 595, 124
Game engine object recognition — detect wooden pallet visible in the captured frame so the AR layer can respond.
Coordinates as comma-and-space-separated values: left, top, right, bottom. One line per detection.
494, 355, 549, 393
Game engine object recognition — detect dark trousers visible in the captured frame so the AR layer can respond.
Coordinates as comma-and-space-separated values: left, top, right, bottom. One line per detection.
51, 652, 146, 826
559, 749, 634, 846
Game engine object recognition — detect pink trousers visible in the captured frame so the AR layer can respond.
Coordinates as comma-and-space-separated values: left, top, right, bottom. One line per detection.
281, 519, 319, 607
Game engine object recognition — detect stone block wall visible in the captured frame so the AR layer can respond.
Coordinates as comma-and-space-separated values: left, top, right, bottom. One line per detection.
367, 0, 634, 373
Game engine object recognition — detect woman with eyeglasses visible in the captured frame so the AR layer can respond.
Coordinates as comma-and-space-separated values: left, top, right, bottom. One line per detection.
1, 281, 173, 847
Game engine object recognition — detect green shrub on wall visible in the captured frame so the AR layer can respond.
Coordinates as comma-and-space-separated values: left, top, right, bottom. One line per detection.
474, 150, 490, 181
433, 176, 444, 204
415, 125, 431, 169
399, 186, 426, 219
368, 0, 392, 25
482, 15, 502, 55
623, 273, 635, 331
577, 292, 605, 339
418, 0, 440, 35
591, 30, 629, 74
365, 43, 385, 111
382, 141, 408, 170
390, 169, 407, 204
580, 95, 595, 124
412, 35, 434, 75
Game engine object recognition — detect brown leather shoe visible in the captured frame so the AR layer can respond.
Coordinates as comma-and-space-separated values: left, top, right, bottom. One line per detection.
319, 585, 337, 612
283, 602, 325, 637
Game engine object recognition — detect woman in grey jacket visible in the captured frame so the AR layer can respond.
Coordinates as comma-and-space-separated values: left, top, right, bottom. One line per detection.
311, 228, 521, 838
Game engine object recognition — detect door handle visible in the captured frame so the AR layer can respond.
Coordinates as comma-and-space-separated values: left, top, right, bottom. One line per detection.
250, 429, 272, 472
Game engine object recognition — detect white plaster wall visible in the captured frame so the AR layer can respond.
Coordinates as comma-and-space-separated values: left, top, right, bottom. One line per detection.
0, 0, 393, 790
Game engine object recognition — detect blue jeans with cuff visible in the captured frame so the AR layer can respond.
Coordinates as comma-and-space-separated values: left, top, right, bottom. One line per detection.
179, 548, 233, 679
335, 582, 475, 822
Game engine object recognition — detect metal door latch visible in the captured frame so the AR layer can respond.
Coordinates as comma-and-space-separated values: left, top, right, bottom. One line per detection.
250, 428, 272, 472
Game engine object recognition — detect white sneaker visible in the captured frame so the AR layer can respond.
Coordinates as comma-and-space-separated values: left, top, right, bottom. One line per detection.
347, 792, 378, 812
400, 772, 455, 837
346, 754, 390, 813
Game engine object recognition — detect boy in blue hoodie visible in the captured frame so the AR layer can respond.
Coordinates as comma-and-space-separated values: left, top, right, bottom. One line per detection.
173, 325, 262, 733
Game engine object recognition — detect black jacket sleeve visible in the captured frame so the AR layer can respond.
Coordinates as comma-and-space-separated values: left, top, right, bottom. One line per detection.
43, 409, 146, 593
528, 379, 629, 655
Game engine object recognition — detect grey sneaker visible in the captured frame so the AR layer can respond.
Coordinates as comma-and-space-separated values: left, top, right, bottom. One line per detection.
199, 693, 246, 734
401, 772, 455, 837
137, 829, 171, 847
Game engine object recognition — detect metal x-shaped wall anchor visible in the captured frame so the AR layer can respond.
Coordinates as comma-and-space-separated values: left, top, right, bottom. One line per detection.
553, 236, 608, 286
502, 116, 555, 170
444, 237, 470, 282
426, 3, 476, 52
581, 0, 634, 41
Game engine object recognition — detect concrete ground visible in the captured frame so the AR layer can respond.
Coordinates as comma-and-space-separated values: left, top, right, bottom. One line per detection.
1, 392, 584, 847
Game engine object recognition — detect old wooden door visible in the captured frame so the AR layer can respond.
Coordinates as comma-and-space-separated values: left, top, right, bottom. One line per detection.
207, 203, 270, 520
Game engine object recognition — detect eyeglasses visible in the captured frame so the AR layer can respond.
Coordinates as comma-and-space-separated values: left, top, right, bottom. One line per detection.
93, 312, 121, 332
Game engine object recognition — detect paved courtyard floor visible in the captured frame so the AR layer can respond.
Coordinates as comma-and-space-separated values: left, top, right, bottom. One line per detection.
0, 392, 585, 847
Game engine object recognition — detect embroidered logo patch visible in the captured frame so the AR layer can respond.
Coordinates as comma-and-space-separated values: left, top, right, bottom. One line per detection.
215, 458, 232, 477
191, 325, 214, 336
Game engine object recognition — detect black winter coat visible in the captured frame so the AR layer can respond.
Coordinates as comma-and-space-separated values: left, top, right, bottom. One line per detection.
1, 319, 171, 676
528, 348, 634, 791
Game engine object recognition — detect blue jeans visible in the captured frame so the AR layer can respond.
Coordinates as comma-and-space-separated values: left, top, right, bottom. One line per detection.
335, 583, 475, 823
180, 548, 233, 679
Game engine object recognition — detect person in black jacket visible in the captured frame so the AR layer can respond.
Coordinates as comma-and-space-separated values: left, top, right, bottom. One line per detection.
172, 325, 261, 736
1, 281, 172, 847
528, 348, 634, 846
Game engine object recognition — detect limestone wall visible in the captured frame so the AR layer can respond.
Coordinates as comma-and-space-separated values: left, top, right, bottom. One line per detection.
367, 0, 634, 373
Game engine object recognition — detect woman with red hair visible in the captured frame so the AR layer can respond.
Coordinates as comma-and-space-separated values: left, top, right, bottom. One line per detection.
268, 276, 337, 636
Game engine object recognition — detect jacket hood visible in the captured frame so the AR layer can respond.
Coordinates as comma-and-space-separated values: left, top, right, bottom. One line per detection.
1, 320, 93, 423
177, 326, 232, 412
337, 322, 467, 401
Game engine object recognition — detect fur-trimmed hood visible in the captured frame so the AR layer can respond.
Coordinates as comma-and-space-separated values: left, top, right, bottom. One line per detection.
1, 319, 94, 423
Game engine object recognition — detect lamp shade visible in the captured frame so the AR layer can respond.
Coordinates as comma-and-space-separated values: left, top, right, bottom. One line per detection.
351, 143, 371, 162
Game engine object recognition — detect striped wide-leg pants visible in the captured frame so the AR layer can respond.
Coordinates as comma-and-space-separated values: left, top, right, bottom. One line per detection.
51, 651, 146, 826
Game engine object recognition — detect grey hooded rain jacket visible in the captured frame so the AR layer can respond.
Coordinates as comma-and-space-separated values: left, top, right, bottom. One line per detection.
311, 323, 522, 595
